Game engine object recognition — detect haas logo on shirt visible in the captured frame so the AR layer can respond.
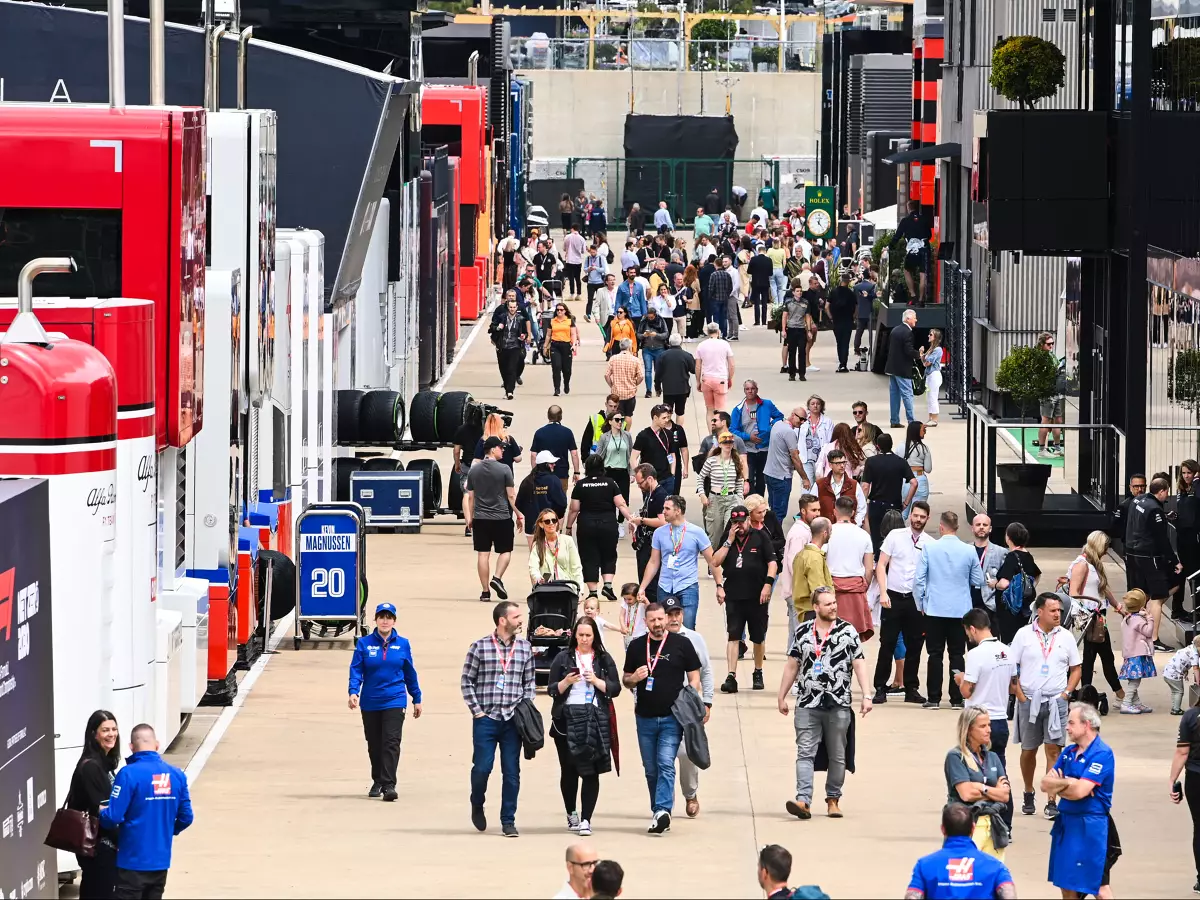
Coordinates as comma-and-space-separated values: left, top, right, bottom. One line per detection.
152, 773, 172, 796
946, 858, 975, 882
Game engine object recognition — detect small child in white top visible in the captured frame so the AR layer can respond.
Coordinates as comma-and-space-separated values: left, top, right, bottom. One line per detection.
618, 582, 647, 650
1164, 636, 1200, 715
581, 595, 625, 639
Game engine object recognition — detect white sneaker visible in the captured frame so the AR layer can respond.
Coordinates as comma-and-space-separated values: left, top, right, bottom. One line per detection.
1119, 703, 1142, 715
567, 811, 581, 831
577, 819, 592, 836
618, 522, 627, 539
807, 365, 820, 372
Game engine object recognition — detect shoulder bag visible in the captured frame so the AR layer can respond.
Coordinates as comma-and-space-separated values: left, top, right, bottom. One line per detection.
44, 802, 98, 858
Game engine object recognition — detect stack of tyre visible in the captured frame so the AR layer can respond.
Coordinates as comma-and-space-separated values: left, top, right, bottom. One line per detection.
332, 389, 475, 517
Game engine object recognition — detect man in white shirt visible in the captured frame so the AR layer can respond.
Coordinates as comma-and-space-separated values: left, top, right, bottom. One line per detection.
872, 500, 931, 704
665, 596, 713, 819
780, 494, 821, 654
1009, 592, 1081, 821
956, 608, 1016, 825
826, 496, 875, 639
553, 842, 599, 899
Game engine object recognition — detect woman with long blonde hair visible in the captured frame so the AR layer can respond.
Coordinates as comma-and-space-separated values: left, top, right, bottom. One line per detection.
920, 328, 944, 426
1068, 530, 1124, 700
475, 412, 522, 471
528, 507, 584, 595
944, 706, 1011, 859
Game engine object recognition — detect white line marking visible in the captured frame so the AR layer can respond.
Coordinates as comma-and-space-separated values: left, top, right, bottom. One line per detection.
183, 611, 294, 786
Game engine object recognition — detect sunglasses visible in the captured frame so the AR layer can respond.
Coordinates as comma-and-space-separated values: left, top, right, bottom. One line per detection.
852, 410, 866, 416
541, 517, 559, 524
612, 416, 625, 423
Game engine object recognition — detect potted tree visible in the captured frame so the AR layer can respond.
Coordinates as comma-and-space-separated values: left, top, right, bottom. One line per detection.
989, 35, 1066, 108
1169, 348, 1200, 457
993, 344, 1059, 509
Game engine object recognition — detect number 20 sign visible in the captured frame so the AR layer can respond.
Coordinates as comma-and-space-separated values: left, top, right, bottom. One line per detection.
295, 507, 362, 621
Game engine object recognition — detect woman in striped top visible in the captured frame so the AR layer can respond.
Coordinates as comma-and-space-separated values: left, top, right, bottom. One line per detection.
698, 431, 749, 549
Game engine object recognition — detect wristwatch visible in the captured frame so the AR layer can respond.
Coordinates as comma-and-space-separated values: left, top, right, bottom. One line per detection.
722, 540, 733, 548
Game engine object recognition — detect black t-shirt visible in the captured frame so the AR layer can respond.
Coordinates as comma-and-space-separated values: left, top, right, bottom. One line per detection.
1179, 708, 1200, 774
656, 348, 696, 395
454, 422, 483, 455
634, 427, 676, 481
623, 631, 701, 717
473, 436, 522, 471
531, 422, 578, 479
861, 453, 916, 505
996, 549, 1042, 616
717, 525, 773, 600
572, 476, 620, 520
636, 484, 669, 546
667, 424, 689, 482
828, 285, 856, 324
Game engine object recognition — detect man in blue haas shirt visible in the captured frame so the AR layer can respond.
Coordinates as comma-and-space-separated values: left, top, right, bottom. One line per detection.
348, 602, 423, 802
1041, 701, 1118, 898
99, 723, 194, 899
906, 804, 1016, 899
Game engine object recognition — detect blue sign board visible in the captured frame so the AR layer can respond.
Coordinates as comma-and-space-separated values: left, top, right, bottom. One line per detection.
296, 509, 361, 621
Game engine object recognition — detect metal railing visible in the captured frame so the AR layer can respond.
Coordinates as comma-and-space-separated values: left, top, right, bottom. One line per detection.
941, 259, 974, 418
510, 37, 817, 72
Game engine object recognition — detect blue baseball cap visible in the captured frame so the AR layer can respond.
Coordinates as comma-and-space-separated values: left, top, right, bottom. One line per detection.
375, 602, 397, 618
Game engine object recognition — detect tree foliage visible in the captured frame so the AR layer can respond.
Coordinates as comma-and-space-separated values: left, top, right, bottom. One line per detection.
995, 345, 1059, 418
989, 35, 1066, 109
1152, 37, 1200, 106
1169, 349, 1200, 419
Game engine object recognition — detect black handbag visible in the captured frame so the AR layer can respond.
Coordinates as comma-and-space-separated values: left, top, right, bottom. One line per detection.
44, 803, 98, 857
911, 360, 927, 396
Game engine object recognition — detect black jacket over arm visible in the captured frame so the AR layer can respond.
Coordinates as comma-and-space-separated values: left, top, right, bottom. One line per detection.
884, 323, 918, 378
547, 649, 622, 776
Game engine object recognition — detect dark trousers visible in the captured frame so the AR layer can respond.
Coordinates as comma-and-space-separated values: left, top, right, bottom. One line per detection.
1082, 630, 1123, 693
79, 842, 118, 899
873, 591, 923, 691
688, 309, 705, 338
785, 328, 807, 376
361, 706, 405, 789
746, 451, 767, 497
1187, 770, 1200, 882
750, 284, 771, 325
706, 297, 727, 337
114, 869, 167, 900
586, 282, 601, 317
636, 539, 659, 603
867, 499, 900, 551
550, 340, 574, 392
607, 467, 630, 523
854, 316, 871, 352
989, 717, 1014, 827
924, 615, 967, 703
498, 346, 524, 394
564, 262, 582, 296
552, 726, 600, 820
833, 320, 853, 369
471, 715, 521, 824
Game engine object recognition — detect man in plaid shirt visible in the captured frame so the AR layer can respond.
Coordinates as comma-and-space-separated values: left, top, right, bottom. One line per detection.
461, 600, 535, 837
705, 255, 735, 338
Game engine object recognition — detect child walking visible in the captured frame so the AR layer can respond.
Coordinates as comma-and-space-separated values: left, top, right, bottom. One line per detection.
1119, 589, 1157, 714
618, 582, 646, 650
1163, 634, 1200, 715
581, 594, 625, 639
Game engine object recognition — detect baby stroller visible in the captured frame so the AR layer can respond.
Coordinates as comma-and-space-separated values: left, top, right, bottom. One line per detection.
528, 580, 580, 685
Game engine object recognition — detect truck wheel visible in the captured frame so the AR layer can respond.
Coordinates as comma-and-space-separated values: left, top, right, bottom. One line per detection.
435, 391, 473, 443
362, 457, 402, 471
360, 390, 407, 444
408, 390, 441, 443
333, 457, 363, 502
447, 468, 465, 515
336, 390, 365, 445
405, 459, 442, 515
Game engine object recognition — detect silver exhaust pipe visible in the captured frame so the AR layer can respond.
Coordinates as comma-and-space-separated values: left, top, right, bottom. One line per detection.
208, 23, 227, 111
4, 258, 77, 345
468, 50, 479, 86
107, 0, 125, 108
150, 0, 165, 105
237, 26, 253, 110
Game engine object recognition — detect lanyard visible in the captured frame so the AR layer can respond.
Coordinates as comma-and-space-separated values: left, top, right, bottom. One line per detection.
809, 417, 821, 438
669, 523, 687, 555
491, 634, 517, 675
720, 459, 734, 496
1035, 625, 1058, 662
575, 651, 594, 678
812, 623, 834, 662
976, 546, 988, 570
646, 636, 667, 676
912, 530, 924, 548
734, 532, 750, 558
656, 428, 670, 452
545, 541, 560, 580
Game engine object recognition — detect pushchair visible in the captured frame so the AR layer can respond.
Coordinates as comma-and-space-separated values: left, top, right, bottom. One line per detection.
528, 580, 580, 685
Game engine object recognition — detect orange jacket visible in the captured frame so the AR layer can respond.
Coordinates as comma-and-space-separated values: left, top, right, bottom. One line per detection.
605, 317, 638, 355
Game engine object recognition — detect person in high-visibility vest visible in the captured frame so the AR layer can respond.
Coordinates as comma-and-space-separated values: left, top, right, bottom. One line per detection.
581, 394, 620, 456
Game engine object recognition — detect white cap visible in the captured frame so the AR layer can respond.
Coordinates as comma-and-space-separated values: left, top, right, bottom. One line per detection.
535, 450, 559, 465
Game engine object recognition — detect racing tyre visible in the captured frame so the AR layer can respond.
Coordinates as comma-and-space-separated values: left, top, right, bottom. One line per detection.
405, 459, 442, 515
360, 390, 407, 444
447, 466, 466, 516
255, 550, 296, 621
408, 390, 441, 443
435, 391, 474, 443
333, 457, 363, 502
362, 457, 403, 471
336, 390, 365, 445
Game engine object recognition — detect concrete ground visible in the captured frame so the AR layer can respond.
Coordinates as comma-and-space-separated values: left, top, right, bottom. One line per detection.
161, 299, 1193, 898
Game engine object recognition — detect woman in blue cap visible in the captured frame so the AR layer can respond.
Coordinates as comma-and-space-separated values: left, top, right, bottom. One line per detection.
348, 602, 422, 801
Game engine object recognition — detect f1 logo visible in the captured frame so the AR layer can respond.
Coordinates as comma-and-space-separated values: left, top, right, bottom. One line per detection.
947, 858, 975, 882
0, 567, 13, 641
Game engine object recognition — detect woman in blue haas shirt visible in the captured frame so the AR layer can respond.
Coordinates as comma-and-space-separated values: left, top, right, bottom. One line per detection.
1040, 701, 1120, 899
348, 602, 423, 802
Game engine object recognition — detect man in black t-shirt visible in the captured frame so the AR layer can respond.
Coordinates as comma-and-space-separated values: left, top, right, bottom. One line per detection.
827, 272, 857, 373
622, 602, 702, 834
452, 418, 484, 534
632, 404, 679, 495
710, 506, 777, 694
631, 464, 669, 603
860, 433, 918, 550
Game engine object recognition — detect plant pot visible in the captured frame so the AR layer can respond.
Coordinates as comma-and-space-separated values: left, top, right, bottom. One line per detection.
996, 463, 1052, 510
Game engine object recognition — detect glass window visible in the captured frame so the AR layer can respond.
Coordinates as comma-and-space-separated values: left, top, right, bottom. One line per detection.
0, 208, 122, 298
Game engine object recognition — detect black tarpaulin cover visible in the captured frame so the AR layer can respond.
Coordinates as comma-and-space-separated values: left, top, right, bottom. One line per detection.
0, 0, 414, 309
622, 114, 738, 221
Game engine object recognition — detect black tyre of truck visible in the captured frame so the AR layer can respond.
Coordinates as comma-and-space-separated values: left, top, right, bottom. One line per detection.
435, 390, 474, 443
362, 457, 403, 471
405, 459, 443, 515
333, 457, 364, 502
336, 390, 366, 445
360, 390, 407, 444
408, 390, 441, 443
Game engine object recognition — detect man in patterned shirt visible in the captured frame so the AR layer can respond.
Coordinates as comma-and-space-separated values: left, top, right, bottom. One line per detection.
777, 587, 872, 820
460, 601, 536, 838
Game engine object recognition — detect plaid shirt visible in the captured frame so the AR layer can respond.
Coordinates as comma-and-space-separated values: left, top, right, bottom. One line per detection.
605, 352, 644, 400
460, 631, 536, 720
705, 268, 734, 304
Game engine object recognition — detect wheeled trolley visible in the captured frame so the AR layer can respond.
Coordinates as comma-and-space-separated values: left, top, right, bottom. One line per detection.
293, 502, 369, 649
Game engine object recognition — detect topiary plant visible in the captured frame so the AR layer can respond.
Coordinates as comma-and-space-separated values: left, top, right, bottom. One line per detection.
995, 343, 1059, 454
1169, 348, 1200, 423
989, 35, 1066, 109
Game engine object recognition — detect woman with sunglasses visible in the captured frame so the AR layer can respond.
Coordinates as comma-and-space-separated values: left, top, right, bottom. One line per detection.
528, 507, 585, 594
603, 307, 637, 359
517, 450, 569, 550
544, 302, 580, 397
698, 430, 748, 551
566, 454, 634, 603
594, 412, 634, 529
547, 615, 622, 837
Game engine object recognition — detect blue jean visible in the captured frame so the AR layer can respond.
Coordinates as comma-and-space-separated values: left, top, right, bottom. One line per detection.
889, 375, 915, 425
660, 581, 699, 629
635, 714, 683, 814
989, 716, 1013, 826
764, 473, 792, 524
771, 268, 787, 304
706, 298, 727, 337
642, 347, 664, 388
658, 475, 676, 497
903, 473, 929, 520
470, 715, 521, 824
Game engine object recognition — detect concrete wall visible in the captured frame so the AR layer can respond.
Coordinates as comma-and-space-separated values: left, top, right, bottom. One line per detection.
518, 69, 822, 160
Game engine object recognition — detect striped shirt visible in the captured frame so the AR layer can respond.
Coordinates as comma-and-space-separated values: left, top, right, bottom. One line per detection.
698, 456, 744, 498
460, 631, 536, 721
606, 352, 644, 400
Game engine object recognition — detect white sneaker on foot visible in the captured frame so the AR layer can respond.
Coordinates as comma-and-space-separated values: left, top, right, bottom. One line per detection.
577, 819, 592, 836
807, 365, 820, 372
567, 811, 580, 831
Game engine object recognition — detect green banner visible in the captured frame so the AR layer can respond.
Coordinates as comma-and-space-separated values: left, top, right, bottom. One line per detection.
804, 185, 836, 242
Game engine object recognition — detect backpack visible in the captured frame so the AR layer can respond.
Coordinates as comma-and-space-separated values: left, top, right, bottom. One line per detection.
1001, 557, 1036, 615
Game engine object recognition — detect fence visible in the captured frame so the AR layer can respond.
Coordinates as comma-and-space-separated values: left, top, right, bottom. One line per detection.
941, 259, 974, 418
510, 36, 818, 73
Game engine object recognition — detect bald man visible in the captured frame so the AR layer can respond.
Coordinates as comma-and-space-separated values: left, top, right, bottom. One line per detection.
554, 842, 600, 899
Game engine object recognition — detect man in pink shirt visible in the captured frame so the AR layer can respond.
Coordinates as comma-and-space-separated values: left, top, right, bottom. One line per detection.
780, 493, 821, 653
695, 322, 735, 420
